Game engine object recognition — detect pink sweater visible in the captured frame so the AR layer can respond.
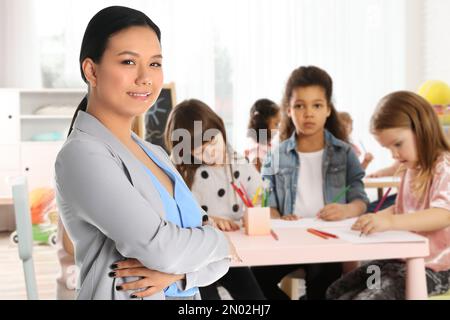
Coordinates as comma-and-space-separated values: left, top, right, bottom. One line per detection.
395, 152, 450, 272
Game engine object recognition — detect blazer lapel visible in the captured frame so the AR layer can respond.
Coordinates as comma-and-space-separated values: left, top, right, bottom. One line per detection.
73, 111, 165, 217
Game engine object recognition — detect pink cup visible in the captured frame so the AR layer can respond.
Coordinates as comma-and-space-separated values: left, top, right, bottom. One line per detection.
244, 207, 270, 236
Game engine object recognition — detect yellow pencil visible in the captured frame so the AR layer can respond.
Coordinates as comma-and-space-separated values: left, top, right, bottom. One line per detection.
252, 186, 262, 206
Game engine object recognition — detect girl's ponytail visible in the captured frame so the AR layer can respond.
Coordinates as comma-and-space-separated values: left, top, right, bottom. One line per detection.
68, 95, 88, 137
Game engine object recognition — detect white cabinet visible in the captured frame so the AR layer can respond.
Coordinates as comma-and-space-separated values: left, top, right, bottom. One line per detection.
21, 142, 64, 190
0, 88, 86, 197
0, 90, 20, 143
0, 145, 20, 170
0, 171, 20, 196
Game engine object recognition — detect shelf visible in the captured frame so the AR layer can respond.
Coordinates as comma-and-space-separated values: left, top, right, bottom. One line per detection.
19, 88, 86, 94
21, 140, 65, 144
20, 115, 73, 120
0, 89, 80, 196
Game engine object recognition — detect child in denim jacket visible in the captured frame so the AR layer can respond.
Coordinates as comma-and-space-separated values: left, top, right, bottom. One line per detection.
251, 66, 369, 300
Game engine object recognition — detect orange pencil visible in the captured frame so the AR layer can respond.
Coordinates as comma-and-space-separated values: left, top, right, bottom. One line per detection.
307, 228, 329, 240
310, 228, 339, 239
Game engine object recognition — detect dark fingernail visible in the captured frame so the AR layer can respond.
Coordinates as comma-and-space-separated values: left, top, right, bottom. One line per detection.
108, 271, 116, 277
116, 285, 123, 291
110, 263, 118, 270
130, 294, 137, 299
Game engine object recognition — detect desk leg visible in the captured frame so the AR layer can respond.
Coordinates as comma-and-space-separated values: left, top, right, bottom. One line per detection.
377, 188, 383, 201
405, 258, 427, 300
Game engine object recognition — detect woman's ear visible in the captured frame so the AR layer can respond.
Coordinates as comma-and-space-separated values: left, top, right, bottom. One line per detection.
82, 58, 98, 87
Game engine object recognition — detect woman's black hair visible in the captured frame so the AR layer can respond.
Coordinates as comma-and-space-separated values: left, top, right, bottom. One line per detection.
68, 6, 161, 136
247, 99, 280, 143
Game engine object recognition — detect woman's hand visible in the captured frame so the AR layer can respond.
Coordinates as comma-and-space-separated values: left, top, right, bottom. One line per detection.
110, 259, 184, 298
210, 216, 240, 231
351, 214, 394, 235
317, 204, 349, 221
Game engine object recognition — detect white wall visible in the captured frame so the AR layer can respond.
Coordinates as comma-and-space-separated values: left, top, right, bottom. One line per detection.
0, 0, 42, 88
405, 0, 424, 92
424, 0, 450, 84
1, 0, 449, 176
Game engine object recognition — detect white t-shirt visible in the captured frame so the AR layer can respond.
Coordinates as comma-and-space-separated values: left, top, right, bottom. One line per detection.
293, 149, 325, 218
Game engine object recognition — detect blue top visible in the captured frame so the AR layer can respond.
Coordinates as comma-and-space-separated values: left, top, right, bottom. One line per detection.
262, 130, 370, 216
135, 138, 201, 297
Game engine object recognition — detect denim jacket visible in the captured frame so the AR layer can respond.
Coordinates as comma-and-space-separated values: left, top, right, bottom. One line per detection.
261, 130, 369, 216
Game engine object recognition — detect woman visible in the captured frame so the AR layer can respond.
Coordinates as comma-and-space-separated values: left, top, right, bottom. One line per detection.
55, 6, 236, 300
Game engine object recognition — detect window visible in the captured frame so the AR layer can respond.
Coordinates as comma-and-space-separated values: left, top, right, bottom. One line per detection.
33, 0, 410, 170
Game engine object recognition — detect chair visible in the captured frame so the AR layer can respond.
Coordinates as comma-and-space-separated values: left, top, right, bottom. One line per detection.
11, 176, 39, 300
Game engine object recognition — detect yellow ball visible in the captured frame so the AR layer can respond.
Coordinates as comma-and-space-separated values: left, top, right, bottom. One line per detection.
418, 80, 450, 105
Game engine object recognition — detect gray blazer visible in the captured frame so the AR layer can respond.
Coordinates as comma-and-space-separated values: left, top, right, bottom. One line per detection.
55, 111, 230, 300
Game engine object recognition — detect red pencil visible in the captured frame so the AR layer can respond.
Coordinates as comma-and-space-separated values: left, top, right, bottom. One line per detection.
310, 228, 339, 239
373, 187, 392, 213
270, 229, 279, 241
239, 182, 253, 205
231, 182, 253, 208
359, 187, 393, 237
307, 228, 329, 240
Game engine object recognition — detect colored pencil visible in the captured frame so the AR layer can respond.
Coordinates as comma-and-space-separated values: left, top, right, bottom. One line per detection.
332, 185, 351, 203
252, 186, 262, 206
231, 182, 253, 208
239, 182, 253, 206
270, 229, 279, 241
309, 228, 339, 239
373, 187, 392, 213
307, 228, 329, 240
360, 187, 392, 237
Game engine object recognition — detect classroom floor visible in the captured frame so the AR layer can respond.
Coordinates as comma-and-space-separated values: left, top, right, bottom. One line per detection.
0, 231, 237, 300
0, 230, 304, 300
0, 232, 59, 300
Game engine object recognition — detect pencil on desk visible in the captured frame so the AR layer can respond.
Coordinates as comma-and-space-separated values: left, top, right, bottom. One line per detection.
311, 228, 339, 239
270, 229, 279, 241
307, 228, 329, 240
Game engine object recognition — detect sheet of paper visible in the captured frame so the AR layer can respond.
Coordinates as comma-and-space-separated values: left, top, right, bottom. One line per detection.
271, 217, 427, 244
317, 228, 427, 244
271, 217, 357, 229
